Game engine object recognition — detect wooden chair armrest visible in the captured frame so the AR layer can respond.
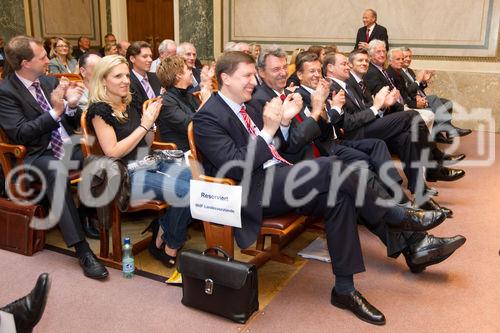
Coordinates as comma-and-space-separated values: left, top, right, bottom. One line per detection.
199, 175, 237, 186
151, 141, 178, 150
0, 142, 27, 159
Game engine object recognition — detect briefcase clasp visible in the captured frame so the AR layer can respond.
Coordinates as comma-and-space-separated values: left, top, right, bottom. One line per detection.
204, 278, 214, 295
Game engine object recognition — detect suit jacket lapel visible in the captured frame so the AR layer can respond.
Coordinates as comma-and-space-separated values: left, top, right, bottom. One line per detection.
214, 94, 250, 143
130, 71, 147, 100
11, 74, 44, 114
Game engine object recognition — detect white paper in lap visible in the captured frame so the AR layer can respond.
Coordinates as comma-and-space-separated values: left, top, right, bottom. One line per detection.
190, 180, 242, 228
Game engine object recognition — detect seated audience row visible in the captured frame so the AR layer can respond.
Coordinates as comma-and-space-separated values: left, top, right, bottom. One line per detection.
0, 34, 468, 327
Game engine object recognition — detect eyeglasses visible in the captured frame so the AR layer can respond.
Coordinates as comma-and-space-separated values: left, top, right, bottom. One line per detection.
56, 45, 69, 48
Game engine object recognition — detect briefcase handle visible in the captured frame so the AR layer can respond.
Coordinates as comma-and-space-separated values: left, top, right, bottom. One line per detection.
202, 247, 231, 261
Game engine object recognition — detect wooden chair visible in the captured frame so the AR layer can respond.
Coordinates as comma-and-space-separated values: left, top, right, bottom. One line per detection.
80, 106, 178, 269
187, 122, 308, 267
0, 127, 82, 253
47, 73, 83, 82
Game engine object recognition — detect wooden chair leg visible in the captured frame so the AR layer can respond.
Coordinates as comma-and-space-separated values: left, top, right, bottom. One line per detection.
99, 225, 109, 258
256, 235, 265, 251
269, 235, 294, 265
111, 205, 122, 263
203, 222, 234, 257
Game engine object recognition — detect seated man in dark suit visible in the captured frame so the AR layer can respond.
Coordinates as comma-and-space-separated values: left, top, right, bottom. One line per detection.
127, 41, 162, 114
0, 36, 108, 279
385, 48, 436, 131
193, 51, 450, 325
289, 51, 462, 271
72, 36, 90, 61
363, 41, 466, 182
355, 9, 389, 51
401, 46, 471, 142
177, 42, 201, 93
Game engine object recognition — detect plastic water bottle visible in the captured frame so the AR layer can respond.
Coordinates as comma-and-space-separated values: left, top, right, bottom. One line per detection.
122, 237, 135, 278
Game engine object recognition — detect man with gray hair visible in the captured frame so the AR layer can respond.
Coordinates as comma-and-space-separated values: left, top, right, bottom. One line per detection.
386, 48, 435, 131
400, 46, 471, 141
355, 9, 389, 51
223, 41, 251, 54
177, 42, 201, 92
150, 39, 176, 72
363, 40, 466, 182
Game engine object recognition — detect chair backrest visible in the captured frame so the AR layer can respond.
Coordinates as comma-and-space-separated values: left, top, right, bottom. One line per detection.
47, 73, 83, 82
0, 127, 29, 198
187, 122, 202, 180
80, 109, 104, 157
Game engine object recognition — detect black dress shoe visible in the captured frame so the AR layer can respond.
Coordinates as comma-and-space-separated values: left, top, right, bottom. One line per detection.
442, 153, 466, 166
82, 216, 100, 240
435, 132, 453, 144
419, 198, 453, 218
426, 167, 465, 182
389, 208, 446, 232
448, 127, 472, 138
331, 288, 385, 325
424, 184, 439, 197
404, 235, 466, 273
1, 273, 50, 333
79, 252, 109, 279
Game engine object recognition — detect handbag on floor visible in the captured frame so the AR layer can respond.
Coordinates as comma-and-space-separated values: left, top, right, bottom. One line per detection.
178, 247, 259, 323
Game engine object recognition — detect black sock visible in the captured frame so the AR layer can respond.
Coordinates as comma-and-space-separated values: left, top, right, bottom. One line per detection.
74, 241, 91, 257
335, 274, 355, 294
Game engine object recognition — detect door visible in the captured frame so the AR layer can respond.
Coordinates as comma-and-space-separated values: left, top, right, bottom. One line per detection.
127, 0, 174, 58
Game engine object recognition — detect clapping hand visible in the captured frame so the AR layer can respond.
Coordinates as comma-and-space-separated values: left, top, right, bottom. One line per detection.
50, 82, 67, 116
141, 98, 162, 129
281, 93, 303, 125
262, 97, 282, 137
65, 81, 85, 108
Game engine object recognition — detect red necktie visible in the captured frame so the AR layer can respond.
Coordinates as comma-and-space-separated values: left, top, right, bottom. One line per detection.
293, 113, 321, 158
365, 28, 370, 43
239, 106, 292, 165
280, 94, 286, 102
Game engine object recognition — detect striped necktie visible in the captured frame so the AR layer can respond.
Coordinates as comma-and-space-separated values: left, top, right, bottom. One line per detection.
31, 82, 65, 159
141, 76, 155, 99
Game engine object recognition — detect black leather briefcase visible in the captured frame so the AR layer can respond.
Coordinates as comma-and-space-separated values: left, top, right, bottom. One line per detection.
178, 247, 259, 323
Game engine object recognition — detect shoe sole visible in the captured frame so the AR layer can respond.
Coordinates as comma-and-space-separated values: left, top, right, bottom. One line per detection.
331, 300, 386, 326
411, 237, 466, 265
83, 270, 109, 279
426, 172, 465, 182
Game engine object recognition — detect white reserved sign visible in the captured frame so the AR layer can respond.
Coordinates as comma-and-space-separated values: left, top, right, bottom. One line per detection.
189, 180, 242, 228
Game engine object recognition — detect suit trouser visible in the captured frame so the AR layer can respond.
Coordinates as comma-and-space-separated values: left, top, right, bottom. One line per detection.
426, 95, 453, 129
322, 147, 417, 258
336, 138, 403, 186
29, 150, 85, 247
404, 110, 446, 164
358, 112, 422, 194
262, 157, 388, 276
